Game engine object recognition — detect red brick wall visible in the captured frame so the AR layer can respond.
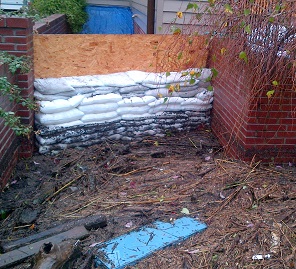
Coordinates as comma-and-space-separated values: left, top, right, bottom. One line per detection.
0, 14, 71, 188
210, 38, 296, 164
0, 63, 20, 189
0, 16, 35, 188
33, 14, 71, 34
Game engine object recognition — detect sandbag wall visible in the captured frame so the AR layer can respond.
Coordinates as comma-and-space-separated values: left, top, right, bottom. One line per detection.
34, 69, 214, 154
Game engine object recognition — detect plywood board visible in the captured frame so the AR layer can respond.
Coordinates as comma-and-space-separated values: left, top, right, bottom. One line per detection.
34, 34, 208, 78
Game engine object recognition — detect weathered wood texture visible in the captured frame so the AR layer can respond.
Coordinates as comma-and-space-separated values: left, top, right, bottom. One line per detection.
33, 34, 208, 78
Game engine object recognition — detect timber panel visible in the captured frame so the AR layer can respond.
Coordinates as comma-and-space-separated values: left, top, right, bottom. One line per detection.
33, 34, 208, 78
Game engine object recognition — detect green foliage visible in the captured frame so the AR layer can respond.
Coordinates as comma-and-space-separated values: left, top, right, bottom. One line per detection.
0, 52, 31, 74
0, 6, 43, 21
0, 53, 37, 137
31, 0, 88, 33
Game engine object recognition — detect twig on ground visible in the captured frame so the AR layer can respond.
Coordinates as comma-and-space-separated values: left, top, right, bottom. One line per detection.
43, 174, 84, 204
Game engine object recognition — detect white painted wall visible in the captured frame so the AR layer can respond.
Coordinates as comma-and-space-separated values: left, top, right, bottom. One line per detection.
131, 0, 148, 33
156, 0, 211, 34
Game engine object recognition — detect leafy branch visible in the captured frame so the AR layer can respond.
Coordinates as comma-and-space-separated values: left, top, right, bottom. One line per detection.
0, 53, 37, 137
0, 52, 31, 74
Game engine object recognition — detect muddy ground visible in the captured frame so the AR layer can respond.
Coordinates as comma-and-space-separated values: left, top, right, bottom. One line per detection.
0, 129, 295, 269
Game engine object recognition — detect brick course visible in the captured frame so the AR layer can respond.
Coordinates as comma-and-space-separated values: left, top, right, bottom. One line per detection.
33, 14, 71, 34
210, 38, 296, 164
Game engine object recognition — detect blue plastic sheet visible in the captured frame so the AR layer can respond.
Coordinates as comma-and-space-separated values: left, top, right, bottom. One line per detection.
94, 217, 207, 269
82, 6, 134, 34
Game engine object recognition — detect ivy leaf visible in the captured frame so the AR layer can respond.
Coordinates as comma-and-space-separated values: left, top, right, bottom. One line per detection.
268, 17, 275, 23
189, 78, 196, 85
224, 4, 233, 14
177, 52, 183, 60
207, 85, 214, 91
211, 68, 218, 78
163, 97, 168, 103
208, 0, 215, 7
166, 72, 171, 77
266, 90, 275, 99
186, 3, 194, 10
244, 9, 251, 16
275, 4, 281, 12
244, 24, 251, 34
220, 47, 227, 55
272, 80, 279, 86
239, 51, 248, 63
173, 28, 181, 35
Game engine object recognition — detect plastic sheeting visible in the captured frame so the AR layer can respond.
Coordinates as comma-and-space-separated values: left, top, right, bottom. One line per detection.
82, 5, 134, 34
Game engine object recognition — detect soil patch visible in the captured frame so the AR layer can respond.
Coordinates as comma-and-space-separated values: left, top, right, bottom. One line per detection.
0, 129, 295, 268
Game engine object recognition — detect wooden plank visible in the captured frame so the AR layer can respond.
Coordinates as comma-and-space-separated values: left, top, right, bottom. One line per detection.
33, 34, 208, 78
1, 214, 107, 253
0, 226, 89, 269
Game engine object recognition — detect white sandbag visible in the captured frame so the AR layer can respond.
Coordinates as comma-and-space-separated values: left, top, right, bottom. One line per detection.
34, 91, 69, 101
145, 88, 169, 97
126, 71, 151, 83
182, 104, 212, 111
68, 95, 85, 107
78, 103, 118, 114
149, 103, 183, 114
145, 88, 200, 98
199, 68, 212, 81
34, 78, 75, 94
38, 99, 73, 114
47, 120, 84, 128
195, 90, 214, 102
38, 95, 84, 114
35, 109, 84, 126
149, 97, 184, 107
119, 85, 148, 94
65, 75, 104, 87
127, 70, 198, 85
117, 106, 150, 115
142, 79, 199, 88
118, 96, 156, 107
181, 97, 211, 106
81, 111, 119, 123
73, 87, 96, 95
121, 113, 152, 120
81, 93, 122, 105
94, 72, 137, 87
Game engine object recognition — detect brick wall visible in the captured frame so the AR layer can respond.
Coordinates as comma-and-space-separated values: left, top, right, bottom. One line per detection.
0, 16, 35, 188
33, 14, 71, 34
0, 14, 70, 188
210, 38, 296, 164
0, 63, 20, 189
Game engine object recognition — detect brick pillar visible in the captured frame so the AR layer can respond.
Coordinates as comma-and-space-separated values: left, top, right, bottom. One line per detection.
0, 16, 35, 159
209, 38, 296, 164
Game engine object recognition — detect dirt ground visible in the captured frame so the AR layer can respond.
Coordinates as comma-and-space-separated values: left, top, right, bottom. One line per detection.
0, 128, 295, 269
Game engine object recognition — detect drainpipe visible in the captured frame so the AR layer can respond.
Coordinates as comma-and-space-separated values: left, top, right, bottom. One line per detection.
147, 0, 155, 34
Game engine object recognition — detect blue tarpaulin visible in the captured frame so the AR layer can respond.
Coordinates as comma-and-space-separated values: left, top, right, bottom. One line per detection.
82, 5, 134, 34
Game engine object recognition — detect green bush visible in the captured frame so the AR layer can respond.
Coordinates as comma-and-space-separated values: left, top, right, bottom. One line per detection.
31, 0, 88, 33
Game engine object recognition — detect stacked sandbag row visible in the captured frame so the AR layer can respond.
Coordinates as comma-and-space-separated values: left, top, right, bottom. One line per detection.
34, 69, 214, 154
